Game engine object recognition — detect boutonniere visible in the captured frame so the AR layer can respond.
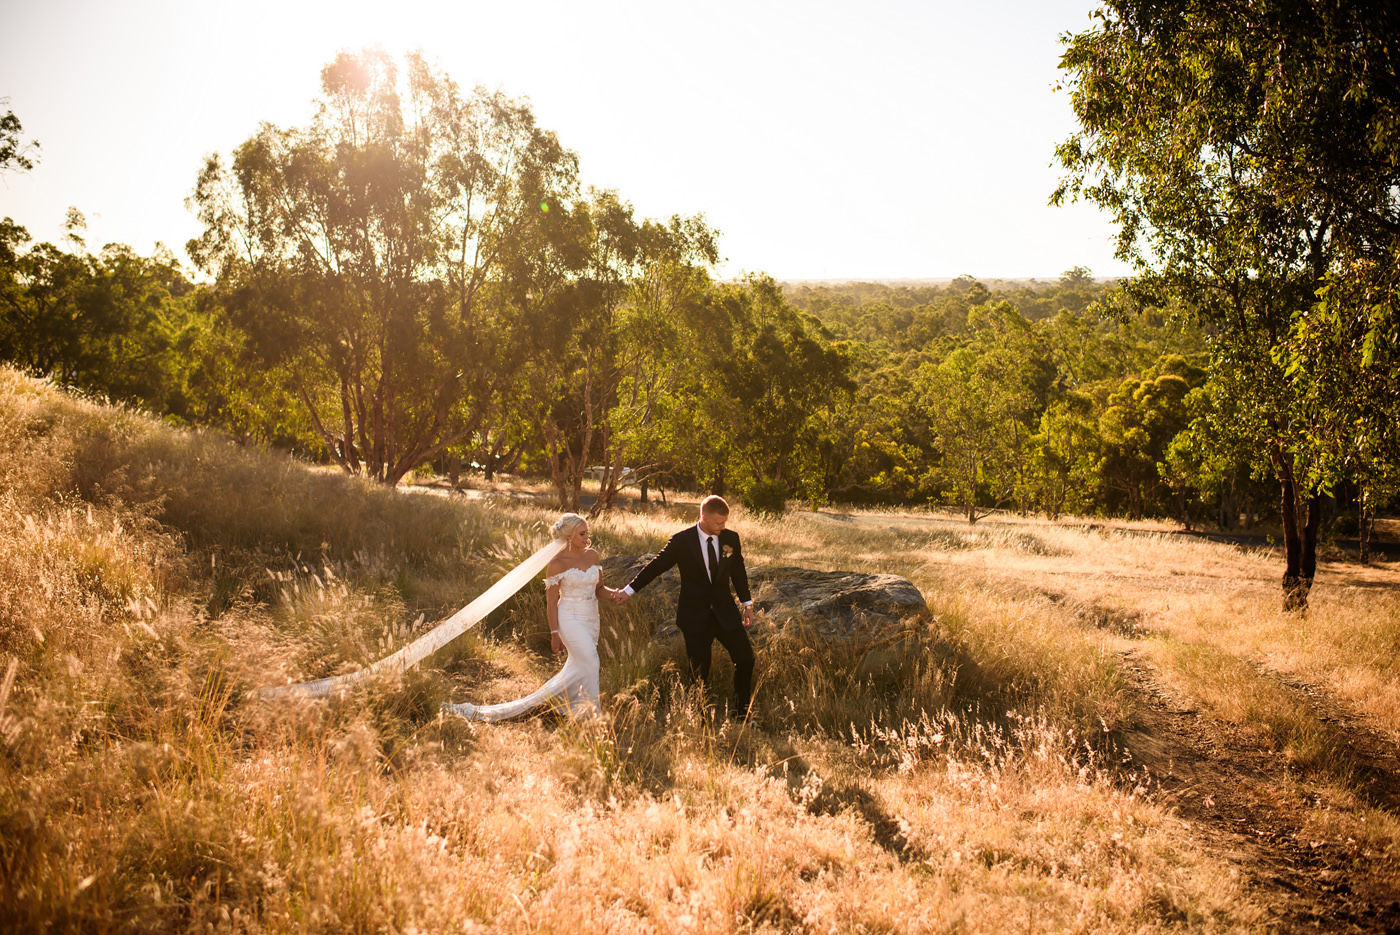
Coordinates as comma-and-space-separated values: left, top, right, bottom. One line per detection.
721, 544, 734, 560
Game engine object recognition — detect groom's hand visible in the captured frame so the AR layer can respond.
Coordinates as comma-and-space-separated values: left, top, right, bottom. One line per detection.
612, 590, 630, 605
742, 605, 755, 627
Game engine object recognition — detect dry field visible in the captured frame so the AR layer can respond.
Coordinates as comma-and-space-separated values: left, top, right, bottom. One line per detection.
2, 367, 1397, 934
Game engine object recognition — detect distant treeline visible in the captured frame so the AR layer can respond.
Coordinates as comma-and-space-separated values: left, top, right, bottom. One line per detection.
0, 219, 1320, 534
784, 274, 1280, 529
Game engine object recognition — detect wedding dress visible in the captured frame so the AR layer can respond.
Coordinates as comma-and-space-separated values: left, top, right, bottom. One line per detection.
442, 565, 602, 721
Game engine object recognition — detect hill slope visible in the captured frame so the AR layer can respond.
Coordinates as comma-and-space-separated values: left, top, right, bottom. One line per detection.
2, 368, 1396, 933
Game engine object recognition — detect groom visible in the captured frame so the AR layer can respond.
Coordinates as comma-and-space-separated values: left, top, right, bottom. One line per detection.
614, 495, 756, 718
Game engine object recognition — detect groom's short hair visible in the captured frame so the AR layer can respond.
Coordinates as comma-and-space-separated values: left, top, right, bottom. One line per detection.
700, 494, 730, 516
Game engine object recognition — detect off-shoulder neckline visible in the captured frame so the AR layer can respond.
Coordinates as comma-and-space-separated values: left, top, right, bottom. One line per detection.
544, 564, 601, 586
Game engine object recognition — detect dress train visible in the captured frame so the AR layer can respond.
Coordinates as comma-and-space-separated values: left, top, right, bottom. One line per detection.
442, 565, 601, 721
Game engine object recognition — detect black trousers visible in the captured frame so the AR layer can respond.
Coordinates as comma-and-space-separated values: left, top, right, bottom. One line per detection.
680, 612, 754, 715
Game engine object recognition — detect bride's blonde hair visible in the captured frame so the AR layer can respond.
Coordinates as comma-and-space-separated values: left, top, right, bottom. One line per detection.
550, 512, 587, 542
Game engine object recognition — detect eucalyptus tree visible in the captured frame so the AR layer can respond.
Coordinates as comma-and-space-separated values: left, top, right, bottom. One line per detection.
1054, 0, 1399, 608
189, 49, 580, 486
1291, 273, 1400, 560
918, 301, 1054, 522
712, 276, 855, 505
591, 214, 720, 513
1163, 376, 1277, 533
817, 344, 930, 505
513, 190, 719, 513
1257, 2, 1400, 479
0, 225, 197, 412
920, 347, 1016, 522
1030, 390, 1101, 520
1096, 368, 1192, 520
0, 103, 37, 174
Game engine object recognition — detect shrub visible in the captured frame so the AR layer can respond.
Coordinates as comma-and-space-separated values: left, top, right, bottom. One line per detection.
744, 477, 788, 516
1333, 510, 1359, 537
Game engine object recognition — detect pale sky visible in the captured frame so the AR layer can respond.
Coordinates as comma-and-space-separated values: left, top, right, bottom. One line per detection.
0, 0, 1129, 282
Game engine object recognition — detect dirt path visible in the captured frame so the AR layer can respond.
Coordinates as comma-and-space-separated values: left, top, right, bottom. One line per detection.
1118, 649, 1400, 934
813, 503, 1400, 930
804, 503, 1400, 930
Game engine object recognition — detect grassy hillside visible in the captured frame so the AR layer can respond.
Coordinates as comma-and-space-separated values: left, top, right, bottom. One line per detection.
2, 368, 1396, 933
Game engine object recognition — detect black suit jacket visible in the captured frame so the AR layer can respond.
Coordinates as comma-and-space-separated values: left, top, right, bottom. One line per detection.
628, 525, 751, 632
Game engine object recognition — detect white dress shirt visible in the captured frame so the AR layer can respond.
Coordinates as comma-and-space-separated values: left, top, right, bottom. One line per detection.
698, 524, 720, 580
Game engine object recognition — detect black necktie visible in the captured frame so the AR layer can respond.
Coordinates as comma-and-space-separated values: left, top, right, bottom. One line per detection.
706, 536, 719, 581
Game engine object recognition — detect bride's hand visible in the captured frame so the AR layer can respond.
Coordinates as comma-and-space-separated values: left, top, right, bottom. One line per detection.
550, 630, 564, 654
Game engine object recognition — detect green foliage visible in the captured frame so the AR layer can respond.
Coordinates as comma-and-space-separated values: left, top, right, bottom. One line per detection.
1096, 366, 1193, 520
0, 228, 205, 413
0, 102, 38, 173
1289, 274, 1400, 503
529, 200, 721, 513
700, 276, 855, 499
743, 476, 789, 516
915, 301, 1057, 521
0, 200, 1259, 527
1162, 380, 1277, 531
190, 49, 583, 486
788, 276, 1223, 520
1034, 390, 1100, 520
1054, 0, 1400, 598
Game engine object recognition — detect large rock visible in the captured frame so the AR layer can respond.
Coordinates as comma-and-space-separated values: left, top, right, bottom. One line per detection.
601, 555, 927, 639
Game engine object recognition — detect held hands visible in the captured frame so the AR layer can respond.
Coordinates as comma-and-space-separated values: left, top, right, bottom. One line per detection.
611, 588, 630, 605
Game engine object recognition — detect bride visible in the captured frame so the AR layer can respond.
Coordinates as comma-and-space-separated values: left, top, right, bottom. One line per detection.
443, 513, 619, 721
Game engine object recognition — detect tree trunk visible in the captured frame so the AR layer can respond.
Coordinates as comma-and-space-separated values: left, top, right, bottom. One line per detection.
1276, 454, 1319, 612
594, 441, 629, 517
499, 441, 525, 476
1301, 494, 1321, 590
1359, 494, 1374, 565
1279, 460, 1303, 610
482, 435, 499, 482
1218, 480, 1234, 530
340, 373, 360, 474
543, 418, 577, 511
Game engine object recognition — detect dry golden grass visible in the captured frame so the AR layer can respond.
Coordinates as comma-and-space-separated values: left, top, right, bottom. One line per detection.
3, 368, 1395, 933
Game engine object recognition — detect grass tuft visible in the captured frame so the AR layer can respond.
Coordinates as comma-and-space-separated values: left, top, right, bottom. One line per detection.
6, 368, 1397, 932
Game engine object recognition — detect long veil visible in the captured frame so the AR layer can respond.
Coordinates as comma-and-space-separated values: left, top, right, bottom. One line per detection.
260, 537, 568, 698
